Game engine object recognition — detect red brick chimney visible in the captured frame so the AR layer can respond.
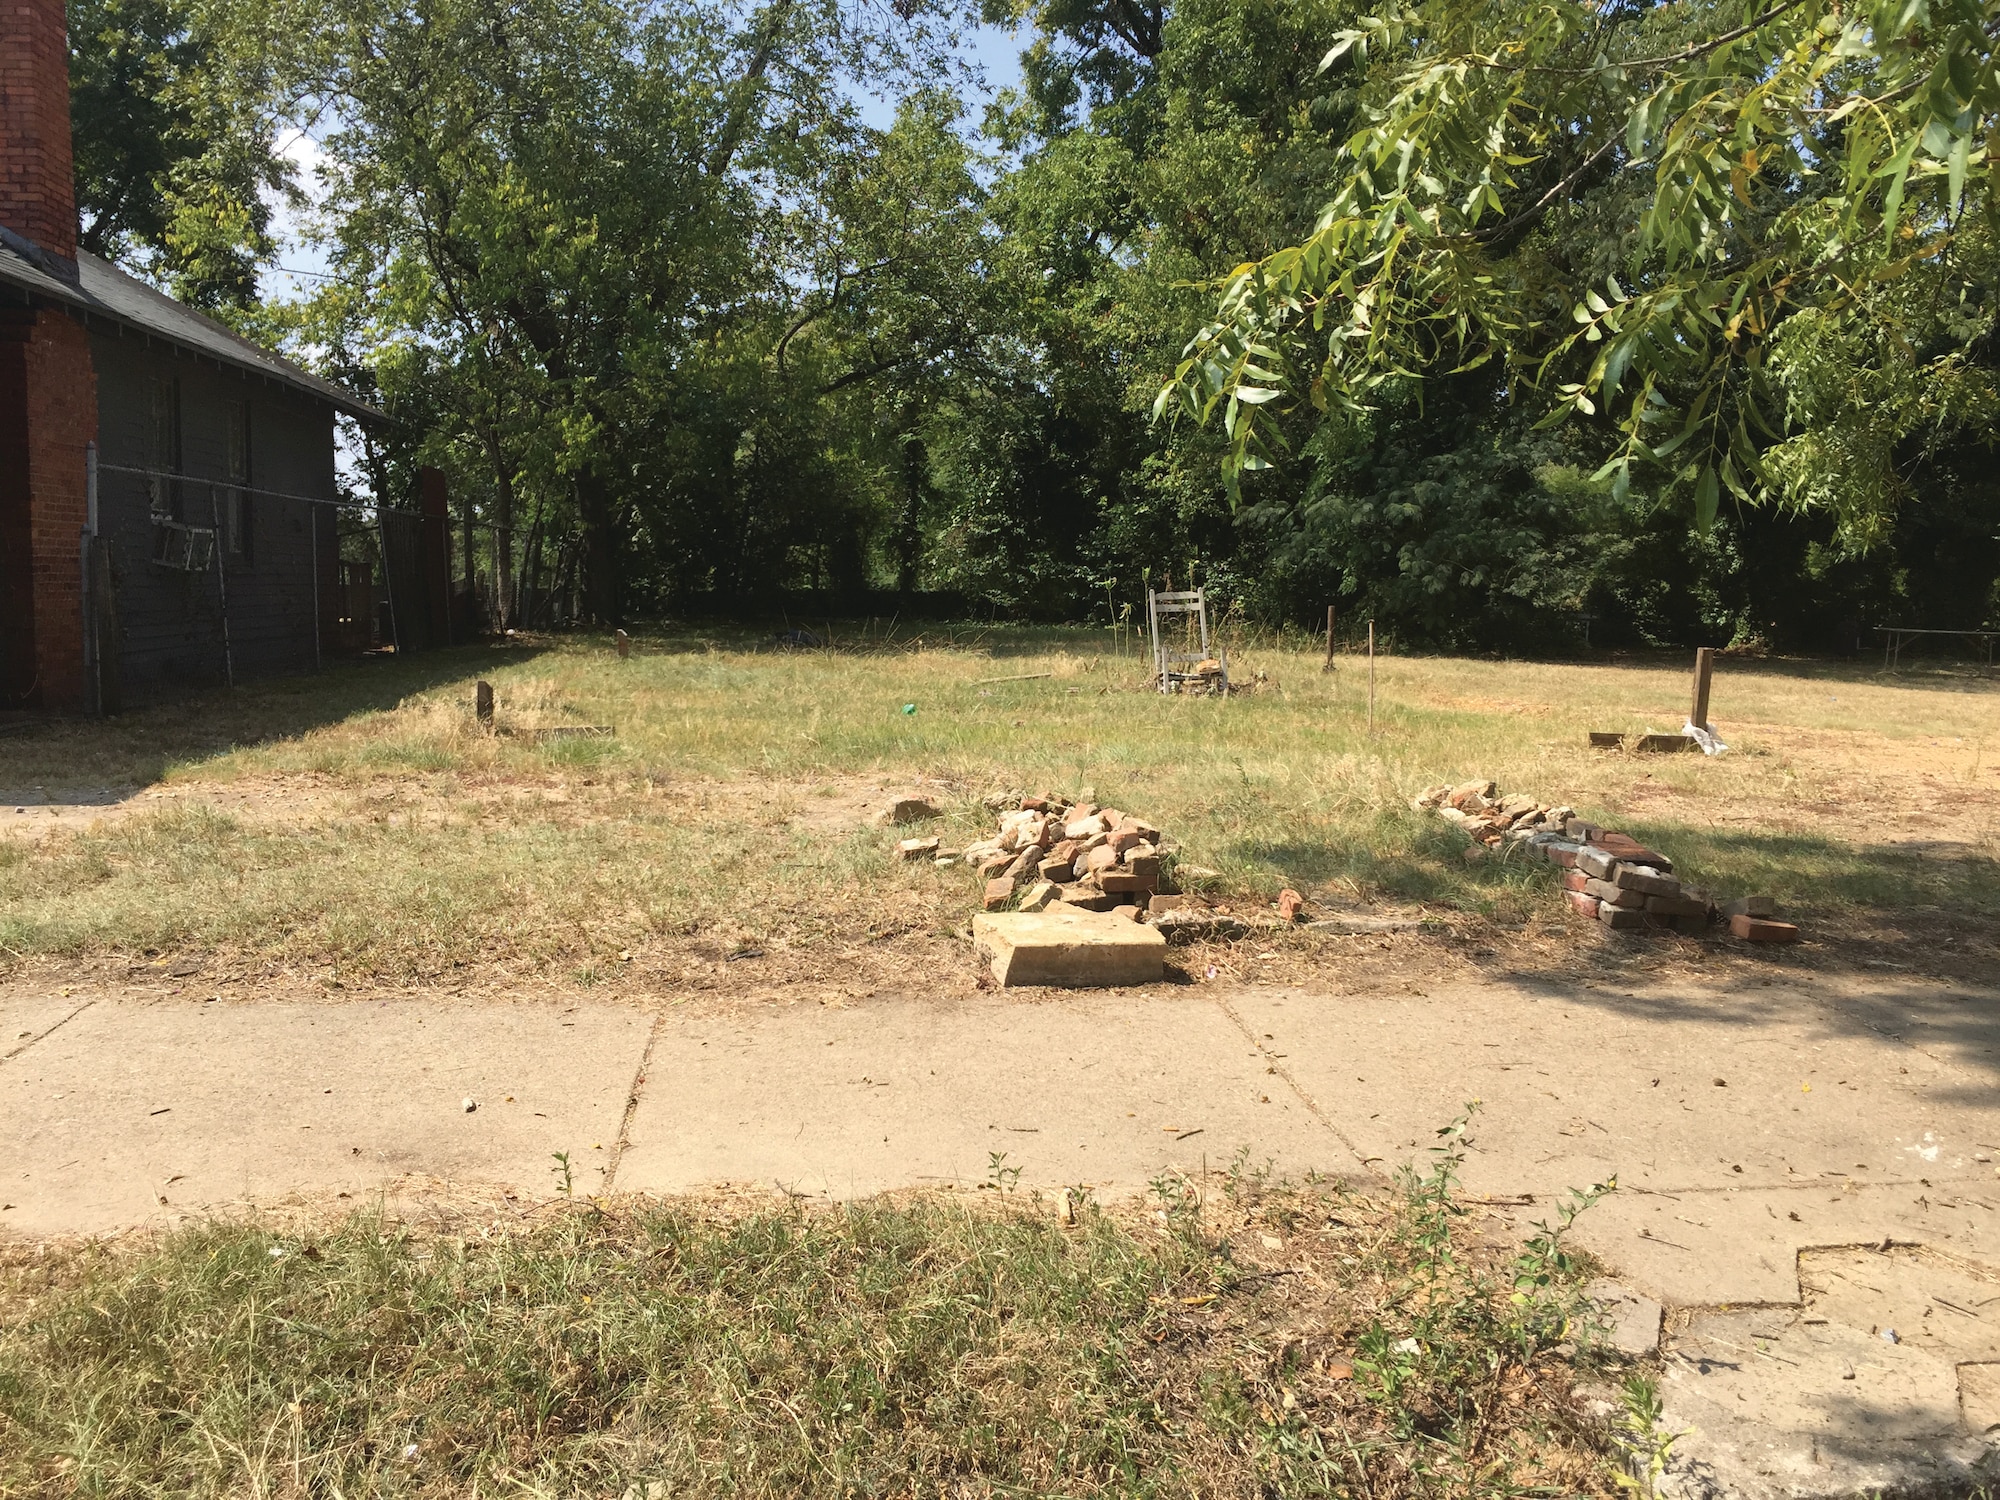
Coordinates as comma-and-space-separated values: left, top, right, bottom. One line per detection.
0, 0, 80, 264
0, 0, 95, 712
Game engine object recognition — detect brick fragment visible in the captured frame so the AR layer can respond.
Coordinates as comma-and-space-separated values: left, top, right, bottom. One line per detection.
1277, 888, 1304, 922
1599, 903, 1647, 930
1561, 869, 1590, 893
1576, 848, 1618, 880
1548, 844, 1580, 868
1584, 877, 1645, 909
897, 836, 939, 860
1590, 833, 1672, 872
1612, 866, 1680, 898
1123, 855, 1160, 883
1098, 870, 1156, 895
1729, 914, 1799, 943
1564, 818, 1604, 842
983, 877, 1016, 910
1038, 856, 1076, 883
1018, 880, 1057, 912
1565, 891, 1601, 918
1645, 894, 1707, 918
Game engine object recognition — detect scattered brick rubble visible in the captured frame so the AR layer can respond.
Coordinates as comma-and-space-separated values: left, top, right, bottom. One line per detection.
1413, 779, 1800, 943
894, 793, 1310, 941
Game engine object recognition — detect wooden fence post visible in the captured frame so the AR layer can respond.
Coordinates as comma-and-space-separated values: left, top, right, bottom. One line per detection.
1690, 647, 1715, 731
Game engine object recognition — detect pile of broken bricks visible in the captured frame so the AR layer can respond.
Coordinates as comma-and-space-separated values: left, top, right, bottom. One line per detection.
892, 794, 1341, 941
899, 794, 1176, 916
1413, 780, 1799, 944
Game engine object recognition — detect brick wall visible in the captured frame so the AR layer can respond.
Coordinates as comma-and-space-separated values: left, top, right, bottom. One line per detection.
0, 306, 98, 709
0, 0, 79, 262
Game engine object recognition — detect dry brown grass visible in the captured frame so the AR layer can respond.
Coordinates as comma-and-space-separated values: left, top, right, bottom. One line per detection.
1, 626, 1994, 989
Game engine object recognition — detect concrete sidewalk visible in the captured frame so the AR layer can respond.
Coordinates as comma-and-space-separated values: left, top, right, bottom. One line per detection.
5, 968, 1999, 1494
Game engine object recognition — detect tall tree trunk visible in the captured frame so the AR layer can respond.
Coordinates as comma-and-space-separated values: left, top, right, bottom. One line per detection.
895, 428, 925, 595
577, 466, 620, 625
478, 423, 517, 628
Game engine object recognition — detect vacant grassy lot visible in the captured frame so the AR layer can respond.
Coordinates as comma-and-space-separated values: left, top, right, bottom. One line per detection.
0, 1142, 1631, 1499
1, 626, 1995, 986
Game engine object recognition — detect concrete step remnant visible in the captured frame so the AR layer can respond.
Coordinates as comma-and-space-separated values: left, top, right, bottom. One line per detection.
973, 906, 1166, 987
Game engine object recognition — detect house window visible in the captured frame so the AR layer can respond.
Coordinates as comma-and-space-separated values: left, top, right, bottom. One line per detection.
148, 377, 182, 518
223, 402, 252, 560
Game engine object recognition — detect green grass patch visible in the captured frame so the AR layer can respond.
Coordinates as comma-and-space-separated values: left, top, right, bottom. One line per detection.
0, 1138, 1628, 1497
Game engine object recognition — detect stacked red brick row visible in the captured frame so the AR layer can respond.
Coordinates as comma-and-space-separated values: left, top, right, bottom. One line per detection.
1415, 780, 1798, 943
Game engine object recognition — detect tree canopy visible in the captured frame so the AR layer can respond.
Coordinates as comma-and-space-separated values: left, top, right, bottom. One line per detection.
71, 0, 2000, 649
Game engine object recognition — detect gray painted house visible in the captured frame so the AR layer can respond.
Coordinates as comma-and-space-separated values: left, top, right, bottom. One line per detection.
2, 0, 377, 713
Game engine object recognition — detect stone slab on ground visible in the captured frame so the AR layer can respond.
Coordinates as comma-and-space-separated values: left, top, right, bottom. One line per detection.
973, 906, 1166, 987
0, 994, 647, 1236
612, 992, 1343, 1199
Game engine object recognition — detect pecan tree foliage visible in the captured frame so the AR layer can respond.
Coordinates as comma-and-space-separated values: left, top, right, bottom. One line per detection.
1161, 0, 2000, 539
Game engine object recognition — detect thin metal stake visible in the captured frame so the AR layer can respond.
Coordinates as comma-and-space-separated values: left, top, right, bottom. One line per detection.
209, 484, 235, 687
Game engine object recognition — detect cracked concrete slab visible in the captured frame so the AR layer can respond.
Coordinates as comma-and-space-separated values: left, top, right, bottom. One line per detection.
1659, 1247, 2000, 1497
1230, 978, 2000, 1307
0, 993, 647, 1235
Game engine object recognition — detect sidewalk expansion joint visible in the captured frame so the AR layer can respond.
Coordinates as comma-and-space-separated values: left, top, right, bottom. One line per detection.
1208, 992, 1383, 1185
2, 999, 96, 1065
600, 1009, 666, 1194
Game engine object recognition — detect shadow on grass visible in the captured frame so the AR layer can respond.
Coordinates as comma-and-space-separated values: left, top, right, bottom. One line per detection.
0, 642, 544, 792
1618, 823, 2000, 918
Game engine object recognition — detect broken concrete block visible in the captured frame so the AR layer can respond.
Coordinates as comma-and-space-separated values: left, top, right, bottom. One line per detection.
1018, 880, 1058, 913
897, 837, 940, 860
1599, 902, 1647, 930
1611, 865, 1680, 898
1721, 895, 1777, 919
1111, 904, 1141, 922
1729, 913, 1800, 943
973, 906, 1166, 987
1586, 1279, 1663, 1356
1584, 877, 1646, 909
1277, 888, 1304, 922
872, 797, 941, 826
983, 876, 1016, 911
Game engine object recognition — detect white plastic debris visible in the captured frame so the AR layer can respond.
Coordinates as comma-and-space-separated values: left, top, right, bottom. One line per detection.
1682, 720, 1729, 755
461, 1097, 478, 1113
